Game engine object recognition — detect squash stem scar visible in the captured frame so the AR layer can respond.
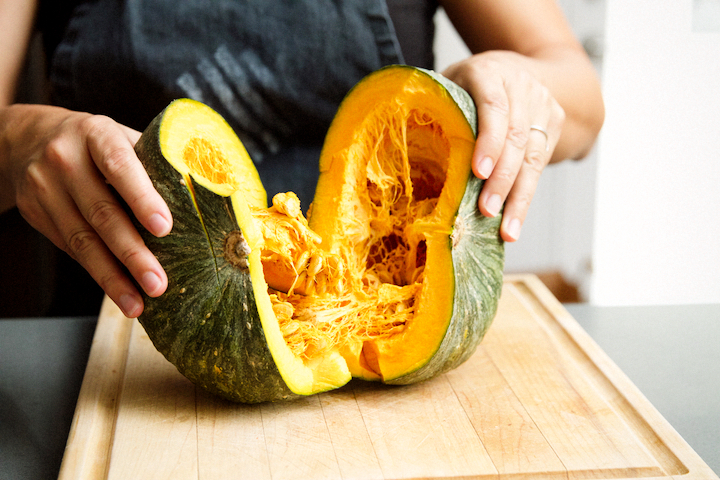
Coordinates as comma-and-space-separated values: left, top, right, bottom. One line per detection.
224, 230, 251, 271
451, 214, 465, 248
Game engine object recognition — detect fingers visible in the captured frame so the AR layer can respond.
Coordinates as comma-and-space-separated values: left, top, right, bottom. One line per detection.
479, 120, 559, 242
84, 116, 172, 237
20, 152, 155, 318
498, 126, 557, 241
70, 118, 169, 307
16, 112, 171, 317
467, 70, 511, 181
51, 192, 151, 318
446, 56, 565, 242
474, 74, 534, 220
67, 171, 168, 300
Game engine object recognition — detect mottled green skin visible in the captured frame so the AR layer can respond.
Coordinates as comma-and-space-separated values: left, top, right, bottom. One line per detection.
386, 68, 504, 385
133, 107, 295, 403
387, 175, 504, 385
419, 67, 479, 137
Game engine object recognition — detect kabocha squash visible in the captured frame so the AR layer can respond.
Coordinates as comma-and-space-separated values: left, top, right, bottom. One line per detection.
132, 65, 504, 403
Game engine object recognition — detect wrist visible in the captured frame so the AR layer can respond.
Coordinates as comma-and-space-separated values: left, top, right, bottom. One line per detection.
0, 104, 53, 213
0, 105, 19, 213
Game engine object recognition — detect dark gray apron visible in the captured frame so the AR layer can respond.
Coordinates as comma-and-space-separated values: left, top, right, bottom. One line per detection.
50, 0, 405, 207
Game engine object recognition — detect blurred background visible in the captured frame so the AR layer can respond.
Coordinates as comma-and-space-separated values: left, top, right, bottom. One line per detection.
2, 0, 719, 316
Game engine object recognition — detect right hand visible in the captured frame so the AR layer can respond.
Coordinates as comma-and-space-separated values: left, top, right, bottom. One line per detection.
0, 104, 172, 317
442, 51, 566, 242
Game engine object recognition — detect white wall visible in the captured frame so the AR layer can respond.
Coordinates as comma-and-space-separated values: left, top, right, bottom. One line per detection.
590, 0, 720, 305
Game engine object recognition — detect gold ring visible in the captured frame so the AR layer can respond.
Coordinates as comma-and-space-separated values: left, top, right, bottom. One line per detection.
530, 125, 549, 152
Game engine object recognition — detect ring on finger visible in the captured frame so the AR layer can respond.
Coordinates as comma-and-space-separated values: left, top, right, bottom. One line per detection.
529, 125, 549, 152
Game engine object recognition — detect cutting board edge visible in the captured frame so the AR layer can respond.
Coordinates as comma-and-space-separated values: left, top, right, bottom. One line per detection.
58, 296, 134, 480
504, 273, 719, 480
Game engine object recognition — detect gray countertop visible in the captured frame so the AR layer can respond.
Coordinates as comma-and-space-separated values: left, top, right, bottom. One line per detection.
1, 303, 718, 479
565, 303, 720, 476
0, 316, 96, 480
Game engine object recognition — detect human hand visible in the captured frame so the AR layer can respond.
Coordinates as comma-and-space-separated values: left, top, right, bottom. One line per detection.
0, 105, 172, 317
443, 51, 566, 242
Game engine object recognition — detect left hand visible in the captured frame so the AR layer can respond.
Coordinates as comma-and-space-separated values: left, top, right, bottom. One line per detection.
0, 104, 172, 318
443, 50, 566, 242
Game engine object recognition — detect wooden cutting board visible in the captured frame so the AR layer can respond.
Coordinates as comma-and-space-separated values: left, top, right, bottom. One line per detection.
59, 274, 717, 480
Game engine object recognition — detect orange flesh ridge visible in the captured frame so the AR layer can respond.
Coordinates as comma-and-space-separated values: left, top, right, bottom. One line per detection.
180, 71, 474, 381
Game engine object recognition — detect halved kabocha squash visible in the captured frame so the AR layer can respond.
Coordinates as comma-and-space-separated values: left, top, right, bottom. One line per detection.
132, 65, 504, 403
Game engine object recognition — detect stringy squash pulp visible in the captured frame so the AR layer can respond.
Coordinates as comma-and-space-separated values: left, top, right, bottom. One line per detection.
133, 66, 504, 403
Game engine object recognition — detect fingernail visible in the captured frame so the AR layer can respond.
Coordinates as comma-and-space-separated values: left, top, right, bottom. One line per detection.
148, 213, 171, 237
485, 194, 502, 217
119, 294, 142, 318
477, 156, 494, 179
505, 218, 522, 241
142, 271, 163, 296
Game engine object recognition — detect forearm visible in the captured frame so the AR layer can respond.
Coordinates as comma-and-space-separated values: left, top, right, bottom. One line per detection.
0, 0, 41, 212
0, 104, 30, 214
440, 0, 604, 163
0, 0, 38, 106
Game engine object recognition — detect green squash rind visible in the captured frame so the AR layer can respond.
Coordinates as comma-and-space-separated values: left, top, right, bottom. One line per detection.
133, 106, 296, 403
385, 67, 504, 385
416, 67, 479, 137
387, 175, 504, 385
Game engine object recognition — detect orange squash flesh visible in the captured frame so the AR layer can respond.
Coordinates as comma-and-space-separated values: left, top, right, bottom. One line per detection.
308, 66, 476, 380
